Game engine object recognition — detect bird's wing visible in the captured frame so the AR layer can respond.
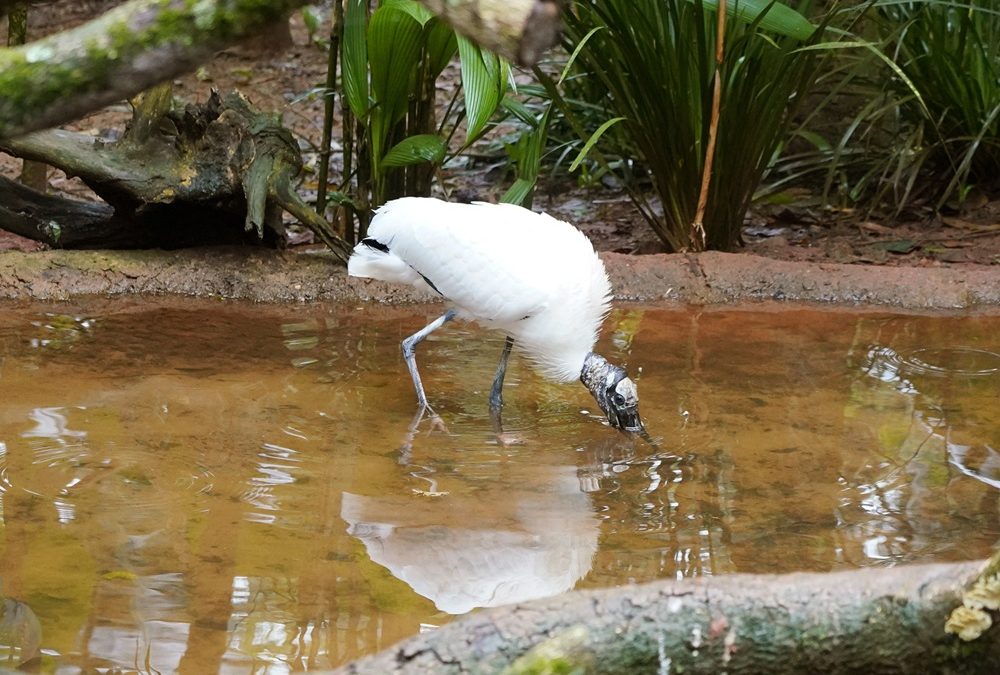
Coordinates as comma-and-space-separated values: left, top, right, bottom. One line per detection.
367, 199, 565, 324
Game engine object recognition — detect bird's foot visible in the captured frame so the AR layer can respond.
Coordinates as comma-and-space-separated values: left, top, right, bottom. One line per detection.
489, 405, 524, 446
410, 404, 449, 434
426, 412, 448, 434
494, 431, 526, 447
400, 405, 449, 463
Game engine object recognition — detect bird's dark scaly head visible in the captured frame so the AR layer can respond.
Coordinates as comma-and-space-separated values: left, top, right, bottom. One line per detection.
581, 353, 644, 433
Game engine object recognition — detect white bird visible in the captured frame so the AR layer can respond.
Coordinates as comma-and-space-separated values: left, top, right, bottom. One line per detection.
347, 197, 644, 433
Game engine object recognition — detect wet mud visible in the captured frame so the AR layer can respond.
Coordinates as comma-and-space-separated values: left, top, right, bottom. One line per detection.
2, 248, 999, 310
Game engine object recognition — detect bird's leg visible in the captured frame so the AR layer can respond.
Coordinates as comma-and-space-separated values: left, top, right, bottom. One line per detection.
489, 336, 515, 411
489, 336, 524, 446
401, 309, 456, 414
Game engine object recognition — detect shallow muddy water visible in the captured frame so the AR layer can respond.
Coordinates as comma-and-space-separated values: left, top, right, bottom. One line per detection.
0, 298, 998, 672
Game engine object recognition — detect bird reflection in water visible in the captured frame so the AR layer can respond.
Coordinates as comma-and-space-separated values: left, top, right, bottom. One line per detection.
341, 465, 600, 614
0, 597, 42, 668
343, 422, 676, 614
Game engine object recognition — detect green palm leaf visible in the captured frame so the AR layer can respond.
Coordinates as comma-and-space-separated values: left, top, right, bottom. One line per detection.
382, 134, 447, 167
698, 0, 817, 40
369, 5, 424, 158
342, 0, 369, 119
457, 35, 508, 142
380, 0, 436, 26
425, 17, 458, 78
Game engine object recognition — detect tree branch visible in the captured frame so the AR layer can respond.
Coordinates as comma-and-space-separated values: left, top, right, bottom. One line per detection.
0, 0, 313, 138
418, 0, 562, 65
0, 0, 562, 139
1, 90, 351, 256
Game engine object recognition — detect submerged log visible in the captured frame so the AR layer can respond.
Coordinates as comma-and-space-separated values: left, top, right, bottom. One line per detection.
0, 90, 350, 259
338, 555, 1000, 674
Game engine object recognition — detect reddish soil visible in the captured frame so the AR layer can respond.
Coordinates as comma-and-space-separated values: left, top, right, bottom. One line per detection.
2, 2, 1000, 273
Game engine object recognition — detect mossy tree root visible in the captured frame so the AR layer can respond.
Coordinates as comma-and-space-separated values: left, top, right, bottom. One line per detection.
0, 90, 350, 258
0, 174, 131, 248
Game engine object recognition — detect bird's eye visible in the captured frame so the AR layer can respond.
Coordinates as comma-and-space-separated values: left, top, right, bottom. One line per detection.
611, 392, 626, 407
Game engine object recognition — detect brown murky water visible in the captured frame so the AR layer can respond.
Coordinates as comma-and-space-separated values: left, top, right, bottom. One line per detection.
0, 298, 998, 672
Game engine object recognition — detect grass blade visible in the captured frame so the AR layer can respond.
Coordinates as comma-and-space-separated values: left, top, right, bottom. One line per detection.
569, 116, 625, 172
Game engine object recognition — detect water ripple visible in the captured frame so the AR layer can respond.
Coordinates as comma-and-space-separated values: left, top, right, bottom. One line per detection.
864, 345, 1000, 384
902, 347, 1000, 377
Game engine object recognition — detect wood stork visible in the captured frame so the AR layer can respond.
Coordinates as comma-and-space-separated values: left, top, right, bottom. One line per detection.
347, 197, 644, 433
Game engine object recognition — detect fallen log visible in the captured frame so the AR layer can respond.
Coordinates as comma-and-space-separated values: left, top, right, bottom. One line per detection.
337, 554, 1000, 674
0, 89, 350, 259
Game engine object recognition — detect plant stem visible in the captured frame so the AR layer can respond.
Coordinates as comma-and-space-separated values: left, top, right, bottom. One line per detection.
7, 2, 47, 192
316, 2, 344, 219
692, 0, 727, 251
356, 117, 371, 240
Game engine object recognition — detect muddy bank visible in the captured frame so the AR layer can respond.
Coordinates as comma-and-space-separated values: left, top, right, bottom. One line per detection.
0, 248, 998, 310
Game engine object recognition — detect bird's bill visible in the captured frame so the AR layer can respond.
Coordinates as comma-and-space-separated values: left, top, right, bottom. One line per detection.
610, 406, 644, 434
580, 354, 645, 434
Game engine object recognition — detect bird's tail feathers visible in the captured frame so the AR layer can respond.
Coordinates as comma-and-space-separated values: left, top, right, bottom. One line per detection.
347, 239, 421, 286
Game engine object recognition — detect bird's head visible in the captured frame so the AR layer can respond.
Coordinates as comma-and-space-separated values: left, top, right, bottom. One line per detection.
581, 353, 644, 433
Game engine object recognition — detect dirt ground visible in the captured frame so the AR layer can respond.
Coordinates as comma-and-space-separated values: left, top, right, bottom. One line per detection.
2, 2, 1000, 271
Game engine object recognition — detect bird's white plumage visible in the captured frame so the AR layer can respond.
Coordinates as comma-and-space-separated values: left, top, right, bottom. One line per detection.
348, 197, 612, 382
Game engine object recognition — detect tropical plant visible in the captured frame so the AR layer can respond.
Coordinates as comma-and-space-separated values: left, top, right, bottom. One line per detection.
767, 0, 1000, 215
555, 0, 826, 252
316, 0, 511, 243
877, 0, 1000, 208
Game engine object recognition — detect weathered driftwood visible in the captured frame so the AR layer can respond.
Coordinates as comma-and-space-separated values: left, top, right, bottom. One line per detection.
0, 89, 350, 258
0, 175, 130, 248
337, 555, 1000, 674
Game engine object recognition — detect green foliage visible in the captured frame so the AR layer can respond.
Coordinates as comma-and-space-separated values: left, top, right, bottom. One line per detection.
457, 35, 510, 141
502, 105, 552, 207
381, 133, 447, 167
879, 0, 1000, 208
367, 3, 424, 168
764, 1, 1000, 215
698, 0, 817, 39
341, 0, 444, 205
559, 0, 826, 251
568, 116, 624, 173
341, 0, 369, 120
301, 4, 322, 43
331, 0, 510, 239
